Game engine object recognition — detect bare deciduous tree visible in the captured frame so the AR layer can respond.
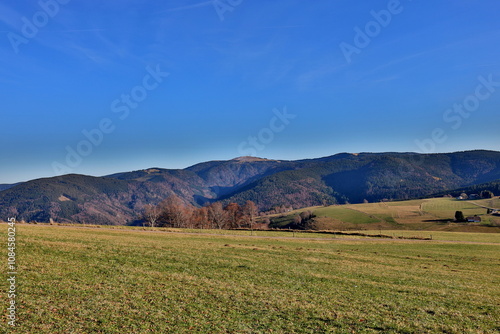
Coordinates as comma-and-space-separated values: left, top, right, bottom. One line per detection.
207, 202, 229, 229
192, 206, 209, 229
158, 195, 188, 228
242, 200, 258, 230
143, 204, 161, 227
224, 202, 243, 228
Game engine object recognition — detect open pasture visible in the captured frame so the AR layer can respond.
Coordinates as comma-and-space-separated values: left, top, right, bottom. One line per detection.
2, 224, 499, 333
309, 198, 500, 231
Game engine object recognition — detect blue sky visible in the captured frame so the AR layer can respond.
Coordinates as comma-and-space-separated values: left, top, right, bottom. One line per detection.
1, 0, 500, 183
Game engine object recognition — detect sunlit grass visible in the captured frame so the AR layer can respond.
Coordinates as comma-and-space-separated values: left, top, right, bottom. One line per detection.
422, 198, 486, 218
267, 198, 500, 232
356, 230, 500, 243
2, 224, 499, 333
314, 206, 380, 225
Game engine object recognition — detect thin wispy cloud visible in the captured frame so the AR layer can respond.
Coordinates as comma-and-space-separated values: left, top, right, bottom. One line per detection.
367, 50, 430, 75
368, 30, 500, 77
67, 42, 108, 64
296, 63, 347, 90
48, 29, 107, 33
2, 0, 499, 185
370, 75, 400, 84
164, 1, 213, 12
255, 25, 306, 30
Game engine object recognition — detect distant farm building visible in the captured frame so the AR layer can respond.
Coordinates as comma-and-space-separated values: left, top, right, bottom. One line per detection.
466, 216, 482, 223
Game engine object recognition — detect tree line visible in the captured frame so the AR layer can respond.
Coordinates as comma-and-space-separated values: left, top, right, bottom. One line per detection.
142, 195, 259, 229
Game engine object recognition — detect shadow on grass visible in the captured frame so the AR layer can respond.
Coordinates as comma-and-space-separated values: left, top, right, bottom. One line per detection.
422, 219, 453, 224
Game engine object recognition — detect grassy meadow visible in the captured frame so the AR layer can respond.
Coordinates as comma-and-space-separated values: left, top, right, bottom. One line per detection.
286, 198, 500, 232
2, 224, 499, 333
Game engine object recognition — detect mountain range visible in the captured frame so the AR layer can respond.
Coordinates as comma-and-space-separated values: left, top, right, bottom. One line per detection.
1, 150, 500, 225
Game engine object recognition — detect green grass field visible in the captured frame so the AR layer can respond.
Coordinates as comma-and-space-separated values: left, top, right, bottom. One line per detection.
271, 198, 500, 232
470, 198, 500, 210
421, 198, 486, 218
2, 224, 499, 333
313, 207, 381, 225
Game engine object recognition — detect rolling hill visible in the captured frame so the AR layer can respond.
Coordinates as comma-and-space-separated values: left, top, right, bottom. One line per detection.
266, 197, 500, 232
1, 150, 500, 225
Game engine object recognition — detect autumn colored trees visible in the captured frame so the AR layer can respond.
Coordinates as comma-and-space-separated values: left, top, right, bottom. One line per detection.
142, 195, 259, 229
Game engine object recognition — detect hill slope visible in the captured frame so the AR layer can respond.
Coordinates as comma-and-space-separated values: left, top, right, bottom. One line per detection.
222, 151, 500, 208
1, 150, 500, 224
0, 183, 19, 191
266, 197, 500, 232
434, 179, 500, 198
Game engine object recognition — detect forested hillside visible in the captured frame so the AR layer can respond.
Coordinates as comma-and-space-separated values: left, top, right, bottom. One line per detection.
1, 150, 499, 224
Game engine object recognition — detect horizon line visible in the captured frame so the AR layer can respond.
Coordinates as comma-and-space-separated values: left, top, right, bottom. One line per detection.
2, 148, 498, 185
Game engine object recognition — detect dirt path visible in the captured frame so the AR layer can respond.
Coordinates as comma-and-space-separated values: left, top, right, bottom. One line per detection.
467, 201, 499, 211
